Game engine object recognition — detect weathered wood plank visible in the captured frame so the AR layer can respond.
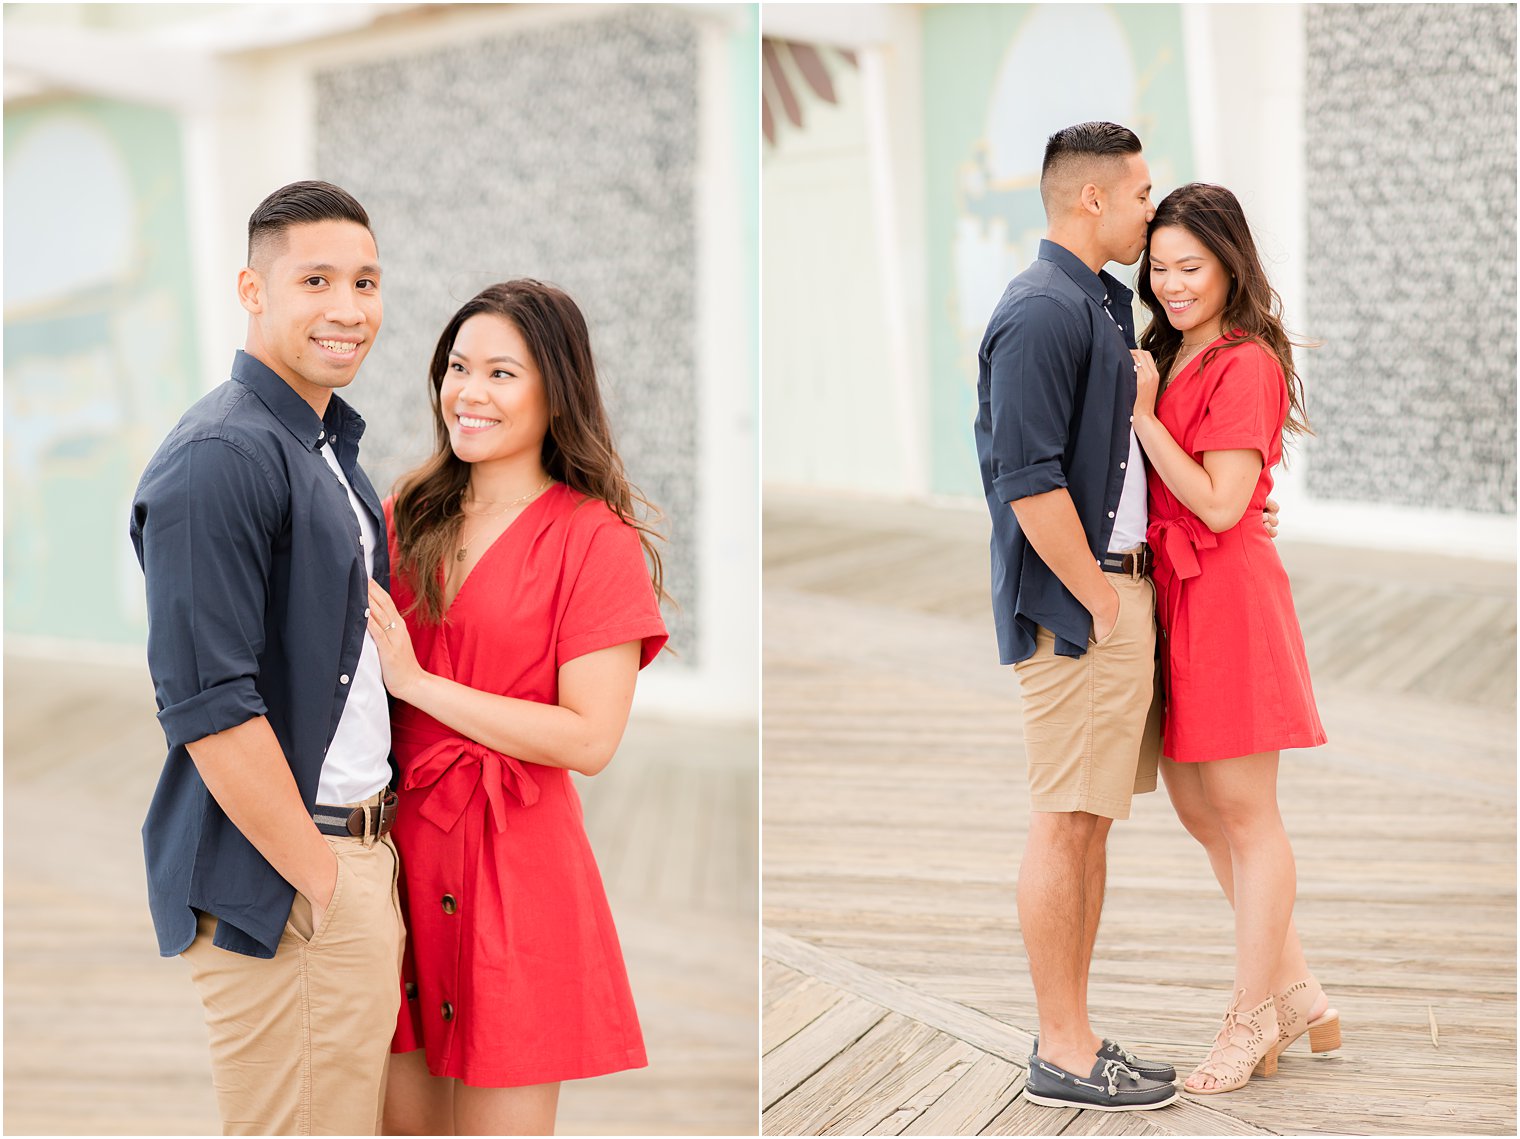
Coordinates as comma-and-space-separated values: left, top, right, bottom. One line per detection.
979, 1076, 1074, 1138
765, 972, 851, 1055
1055, 1110, 1167, 1135
765, 1015, 946, 1136
825, 1035, 982, 1135
900, 1051, 1023, 1135
767, 930, 1036, 1065
763, 993, 891, 1110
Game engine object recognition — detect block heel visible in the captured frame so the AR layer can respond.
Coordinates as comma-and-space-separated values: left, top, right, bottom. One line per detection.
1307, 1011, 1341, 1053
1272, 977, 1342, 1062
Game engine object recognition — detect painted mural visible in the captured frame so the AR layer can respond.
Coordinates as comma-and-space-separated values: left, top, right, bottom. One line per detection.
923, 4, 1195, 498
4, 97, 200, 644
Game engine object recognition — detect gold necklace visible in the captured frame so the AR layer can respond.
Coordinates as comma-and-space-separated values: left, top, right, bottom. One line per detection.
455, 478, 552, 561
1170, 335, 1219, 381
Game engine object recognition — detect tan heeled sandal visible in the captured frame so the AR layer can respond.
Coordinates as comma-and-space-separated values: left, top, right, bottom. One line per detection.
1272, 976, 1342, 1060
1185, 990, 1279, 1095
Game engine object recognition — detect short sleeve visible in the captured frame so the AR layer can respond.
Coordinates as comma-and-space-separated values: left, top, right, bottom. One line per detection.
130, 437, 280, 748
1193, 343, 1284, 463
987, 296, 1085, 503
556, 517, 668, 669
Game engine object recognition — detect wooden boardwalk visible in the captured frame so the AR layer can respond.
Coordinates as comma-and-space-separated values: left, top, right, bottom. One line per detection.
762, 491, 1516, 1136
3, 655, 758, 1136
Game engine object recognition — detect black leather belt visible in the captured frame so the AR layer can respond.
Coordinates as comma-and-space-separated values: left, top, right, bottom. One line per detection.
313, 789, 397, 839
1101, 546, 1153, 577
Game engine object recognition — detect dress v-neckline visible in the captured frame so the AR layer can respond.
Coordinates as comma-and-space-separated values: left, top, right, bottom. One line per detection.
1160, 333, 1227, 401
439, 482, 561, 620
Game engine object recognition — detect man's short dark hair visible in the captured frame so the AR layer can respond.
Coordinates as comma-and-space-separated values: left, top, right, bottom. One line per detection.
1040, 122, 1143, 215
246, 180, 372, 268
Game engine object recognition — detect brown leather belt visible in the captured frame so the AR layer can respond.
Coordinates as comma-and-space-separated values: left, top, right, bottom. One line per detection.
312, 789, 397, 839
1101, 545, 1153, 578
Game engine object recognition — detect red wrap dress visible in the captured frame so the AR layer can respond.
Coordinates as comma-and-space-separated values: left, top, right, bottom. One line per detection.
1147, 338, 1327, 764
385, 483, 667, 1087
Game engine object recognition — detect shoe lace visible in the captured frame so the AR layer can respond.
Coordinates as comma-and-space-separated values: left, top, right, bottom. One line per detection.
1100, 1057, 1140, 1095
1110, 1041, 1140, 1066
1191, 1000, 1267, 1086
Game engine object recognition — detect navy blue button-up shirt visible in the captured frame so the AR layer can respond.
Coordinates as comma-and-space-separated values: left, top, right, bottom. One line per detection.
130, 350, 394, 959
974, 239, 1139, 665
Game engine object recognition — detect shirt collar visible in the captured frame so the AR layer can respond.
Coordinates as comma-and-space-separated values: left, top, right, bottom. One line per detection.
230, 349, 365, 453
1037, 238, 1134, 311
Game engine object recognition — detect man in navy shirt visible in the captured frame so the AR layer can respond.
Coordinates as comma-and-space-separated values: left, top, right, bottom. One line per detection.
131, 181, 402, 1134
975, 122, 1181, 1111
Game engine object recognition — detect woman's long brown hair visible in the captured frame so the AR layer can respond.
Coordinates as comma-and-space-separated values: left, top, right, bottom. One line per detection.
392, 280, 668, 624
1137, 182, 1314, 442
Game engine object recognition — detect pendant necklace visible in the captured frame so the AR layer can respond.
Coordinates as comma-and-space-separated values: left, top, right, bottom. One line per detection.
1170, 335, 1219, 384
455, 478, 552, 562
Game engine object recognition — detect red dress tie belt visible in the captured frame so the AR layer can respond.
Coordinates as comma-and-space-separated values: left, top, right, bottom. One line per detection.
1145, 514, 1218, 673
401, 736, 541, 833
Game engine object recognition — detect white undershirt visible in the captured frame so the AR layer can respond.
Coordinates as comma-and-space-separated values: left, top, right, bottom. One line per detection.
1109, 429, 1148, 551
1101, 294, 1149, 552
316, 443, 391, 806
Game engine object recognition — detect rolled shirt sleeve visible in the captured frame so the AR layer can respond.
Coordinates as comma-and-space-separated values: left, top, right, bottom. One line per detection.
132, 437, 280, 749
987, 295, 1086, 504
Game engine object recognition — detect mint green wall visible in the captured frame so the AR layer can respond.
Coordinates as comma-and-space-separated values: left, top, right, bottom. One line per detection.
4, 96, 200, 644
922, 4, 1195, 498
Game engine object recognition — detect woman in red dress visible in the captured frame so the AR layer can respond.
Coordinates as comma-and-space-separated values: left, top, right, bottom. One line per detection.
1130, 185, 1334, 1095
364, 280, 668, 1134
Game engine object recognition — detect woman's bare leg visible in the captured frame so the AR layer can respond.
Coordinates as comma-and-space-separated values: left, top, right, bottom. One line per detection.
1179, 751, 1296, 1090
383, 1051, 456, 1135
453, 1081, 561, 1136
1161, 757, 1313, 989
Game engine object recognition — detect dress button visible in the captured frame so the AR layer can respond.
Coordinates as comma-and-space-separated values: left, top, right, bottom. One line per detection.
340, 674, 351, 685
405, 982, 417, 1000
441, 1002, 455, 1021
442, 894, 457, 915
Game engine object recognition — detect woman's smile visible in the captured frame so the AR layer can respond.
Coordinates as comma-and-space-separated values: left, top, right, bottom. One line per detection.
455, 413, 501, 432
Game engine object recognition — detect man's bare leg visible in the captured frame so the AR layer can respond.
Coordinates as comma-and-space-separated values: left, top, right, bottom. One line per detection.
1074, 815, 1113, 1054
1020, 809, 1104, 1075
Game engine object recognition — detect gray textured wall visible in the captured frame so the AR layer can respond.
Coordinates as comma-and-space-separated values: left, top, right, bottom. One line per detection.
316, 7, 699, 656
1304, 3, 1516, 513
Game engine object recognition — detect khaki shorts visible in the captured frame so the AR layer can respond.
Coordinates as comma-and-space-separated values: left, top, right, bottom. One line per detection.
181, 820, 404, 1135
1013, 572, 1162, 820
